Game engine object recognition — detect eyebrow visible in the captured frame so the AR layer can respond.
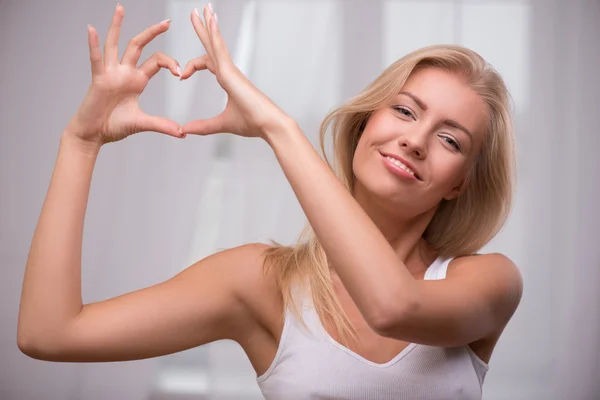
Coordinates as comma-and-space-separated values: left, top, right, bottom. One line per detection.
398, 91, 473, 140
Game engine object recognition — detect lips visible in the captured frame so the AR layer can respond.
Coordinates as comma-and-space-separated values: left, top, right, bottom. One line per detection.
379, 151, 422, 180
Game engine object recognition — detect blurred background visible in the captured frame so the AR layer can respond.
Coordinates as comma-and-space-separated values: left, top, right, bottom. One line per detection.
1, 0, 599, 399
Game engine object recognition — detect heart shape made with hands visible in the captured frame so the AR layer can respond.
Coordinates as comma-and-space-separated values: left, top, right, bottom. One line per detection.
75, 3, 287, 147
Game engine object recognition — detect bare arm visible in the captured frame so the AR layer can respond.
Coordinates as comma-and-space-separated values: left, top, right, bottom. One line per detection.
18, 131, 270, 362
17, 134, 99, 357
180, 8, 405, 333
174, 6, 523, 348
265, 123, 522, 346
377, 253, 523, 347
17, 4, 271, 362
264, 125, 414, 329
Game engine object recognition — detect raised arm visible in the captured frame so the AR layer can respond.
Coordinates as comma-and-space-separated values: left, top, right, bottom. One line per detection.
179, 5, 522, 348
17, 4, 269, 362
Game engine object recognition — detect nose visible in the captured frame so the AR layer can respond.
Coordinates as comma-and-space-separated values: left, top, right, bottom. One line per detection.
398, 127, 428, 159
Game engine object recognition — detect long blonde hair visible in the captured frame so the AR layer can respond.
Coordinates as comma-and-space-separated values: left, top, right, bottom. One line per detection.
262, 44, 516, 345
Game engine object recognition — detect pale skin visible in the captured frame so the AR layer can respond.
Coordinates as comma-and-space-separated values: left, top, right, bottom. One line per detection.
17, 3, 522, 377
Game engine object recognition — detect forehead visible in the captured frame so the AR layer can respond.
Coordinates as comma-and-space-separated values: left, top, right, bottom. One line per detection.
399, 68, 488, 140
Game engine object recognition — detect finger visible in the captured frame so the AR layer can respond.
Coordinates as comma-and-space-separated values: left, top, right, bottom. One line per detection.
104, 3, 125, 66
121, 19, 171, 66
138, 52, 182, 79
87, 25, 104, 76
202, 5, 219, 67
191, 8, 215, 62
180, 54, 212, 80
181, 113, 227, 136
136, 113, 184, 138
205, 5, 231, 67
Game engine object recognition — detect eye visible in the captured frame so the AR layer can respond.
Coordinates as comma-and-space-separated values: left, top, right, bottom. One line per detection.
441, 135, 461, 151
392, 106, 415, 119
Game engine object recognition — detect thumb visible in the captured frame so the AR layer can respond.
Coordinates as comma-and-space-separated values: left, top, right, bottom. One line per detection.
136, 113, 184, 138
181, 112, 227, 136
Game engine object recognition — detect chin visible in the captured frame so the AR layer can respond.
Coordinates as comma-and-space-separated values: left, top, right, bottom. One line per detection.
357, 176, 413, 205
355, 173, 440, 217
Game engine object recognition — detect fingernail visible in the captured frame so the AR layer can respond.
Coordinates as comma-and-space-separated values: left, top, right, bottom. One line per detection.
208, 3, 214, 14
194, 8, 200, 17
214, 13, 218, 24
160, 19, 171, 25
176, 65, 182, 76
116, 2, 121, 9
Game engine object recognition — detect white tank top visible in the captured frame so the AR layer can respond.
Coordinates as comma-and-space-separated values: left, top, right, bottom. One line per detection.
257, 256, 489, 399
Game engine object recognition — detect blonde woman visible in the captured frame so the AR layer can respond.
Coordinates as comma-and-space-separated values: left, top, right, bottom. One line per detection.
18, 4, 523, 399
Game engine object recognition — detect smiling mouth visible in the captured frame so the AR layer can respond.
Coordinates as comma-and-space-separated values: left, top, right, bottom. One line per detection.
380, 153, 422, 180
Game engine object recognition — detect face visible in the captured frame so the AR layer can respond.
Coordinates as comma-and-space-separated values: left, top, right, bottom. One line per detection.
352, 67, 488, 216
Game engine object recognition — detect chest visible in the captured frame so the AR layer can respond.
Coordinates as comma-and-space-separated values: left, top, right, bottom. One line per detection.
257, 281, 486, 400
323, 305, 412, 365
258, 334, 483, 400
323, 280, 413, 364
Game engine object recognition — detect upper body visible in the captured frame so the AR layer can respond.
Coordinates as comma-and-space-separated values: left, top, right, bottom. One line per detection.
257, 254, 492, 399
17, 4, 523, 399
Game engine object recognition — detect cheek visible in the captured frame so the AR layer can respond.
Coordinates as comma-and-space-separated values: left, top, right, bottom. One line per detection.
352, 144, 388, 193
430, 153, 469, 188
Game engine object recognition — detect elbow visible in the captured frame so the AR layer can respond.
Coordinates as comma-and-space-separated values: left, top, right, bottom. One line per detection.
17, 323, 34, 356
17, 332, 45, 360
17, 328, 64, 361
368, 296, 419, 337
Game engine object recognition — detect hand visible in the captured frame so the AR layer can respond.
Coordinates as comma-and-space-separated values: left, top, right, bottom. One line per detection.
65, 4, 184, 148
180, 5, 294, 140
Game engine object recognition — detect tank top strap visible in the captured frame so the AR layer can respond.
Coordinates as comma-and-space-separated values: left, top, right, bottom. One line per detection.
424, 256, 453, 280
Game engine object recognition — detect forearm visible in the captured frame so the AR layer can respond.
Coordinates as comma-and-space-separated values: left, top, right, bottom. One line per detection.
264, 123, 417, 327
18, 132, 101, 348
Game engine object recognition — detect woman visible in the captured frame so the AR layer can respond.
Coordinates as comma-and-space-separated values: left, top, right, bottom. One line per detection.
17, 4, 523, 399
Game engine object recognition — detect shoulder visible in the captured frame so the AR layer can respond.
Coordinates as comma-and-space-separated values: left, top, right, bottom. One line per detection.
208, 242, 273, 273
216, 242, 284, 334
214, 242, 280, 298
448, 253, 523, 319
227, 242, 280, 293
